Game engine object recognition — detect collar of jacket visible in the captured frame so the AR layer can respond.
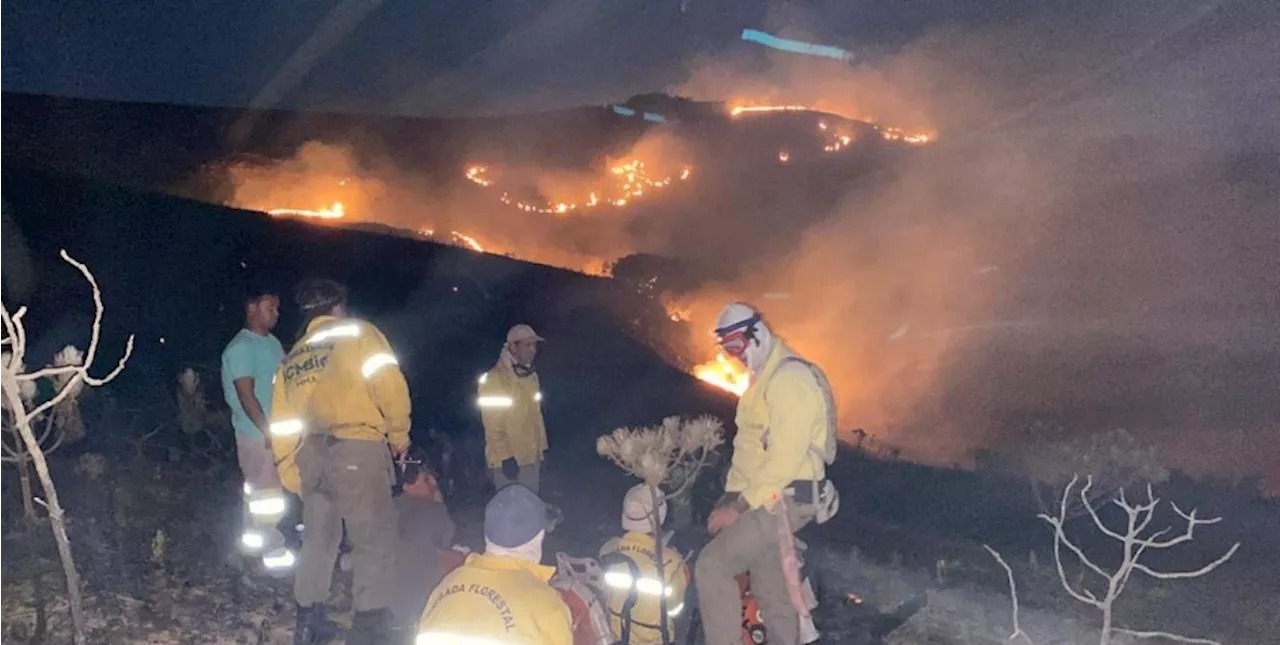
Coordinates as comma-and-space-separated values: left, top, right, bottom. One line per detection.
304, 315, 340, 336
464, 553, 556, 583
744, 340, 794, 396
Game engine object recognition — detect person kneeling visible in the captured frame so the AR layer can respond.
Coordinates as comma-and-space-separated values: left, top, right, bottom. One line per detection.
599, 485, 690, 645
389, 450, 458, 642
417, 484, 573, 644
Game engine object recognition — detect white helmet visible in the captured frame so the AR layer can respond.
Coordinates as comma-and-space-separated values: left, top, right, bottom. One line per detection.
621, 484, 667, 533
714, 302, 774, 373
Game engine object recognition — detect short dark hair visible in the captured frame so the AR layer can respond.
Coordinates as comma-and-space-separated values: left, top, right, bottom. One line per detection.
243, 285, 277, 304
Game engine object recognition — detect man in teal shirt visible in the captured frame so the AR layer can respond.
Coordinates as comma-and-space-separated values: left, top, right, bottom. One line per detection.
220, 286, 285, 491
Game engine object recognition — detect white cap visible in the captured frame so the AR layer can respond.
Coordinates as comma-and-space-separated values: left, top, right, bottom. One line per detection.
507, 324, 545, 344
622, 484, 667, 533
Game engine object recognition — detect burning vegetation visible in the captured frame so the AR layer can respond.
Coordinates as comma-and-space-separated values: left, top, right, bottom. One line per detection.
211, 97, 948, 413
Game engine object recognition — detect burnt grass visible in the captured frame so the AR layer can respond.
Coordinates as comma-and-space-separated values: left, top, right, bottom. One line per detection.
3, 435, 1278, 645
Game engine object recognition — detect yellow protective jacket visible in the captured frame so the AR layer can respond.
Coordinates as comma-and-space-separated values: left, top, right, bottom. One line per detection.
599, 532, 690, 645
417, 553, 573, 645
478, 365, 547, 468
269, 315, 411, 493
725, 341, 832, 509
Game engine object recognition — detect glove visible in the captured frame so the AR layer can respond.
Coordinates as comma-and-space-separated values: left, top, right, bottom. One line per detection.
501, 458, 520, 480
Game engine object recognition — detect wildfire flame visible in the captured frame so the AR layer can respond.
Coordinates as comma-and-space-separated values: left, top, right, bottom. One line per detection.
693, 352, 751, 397
267, 201, 346, 220
729, 103, 935, 147
466, 159, 692, 215
419, 228, 488, 253
729, 104, 812, 117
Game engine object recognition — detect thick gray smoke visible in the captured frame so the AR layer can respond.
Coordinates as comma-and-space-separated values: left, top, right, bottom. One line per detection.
668, 0, 1280, 487
218, 0, 1280, 489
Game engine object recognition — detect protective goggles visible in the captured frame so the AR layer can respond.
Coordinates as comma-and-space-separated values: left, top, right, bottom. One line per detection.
714, 314, 761, 358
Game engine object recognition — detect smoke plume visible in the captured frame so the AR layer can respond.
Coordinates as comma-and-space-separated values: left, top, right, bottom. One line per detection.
215, 0, 1280, 488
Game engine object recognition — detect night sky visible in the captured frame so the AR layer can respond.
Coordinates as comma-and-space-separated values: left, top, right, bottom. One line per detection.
4, 0, 1094, 117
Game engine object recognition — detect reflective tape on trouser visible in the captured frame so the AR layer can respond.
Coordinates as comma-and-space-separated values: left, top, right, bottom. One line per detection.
247, 490, 288, 523
263, 547, 297, 570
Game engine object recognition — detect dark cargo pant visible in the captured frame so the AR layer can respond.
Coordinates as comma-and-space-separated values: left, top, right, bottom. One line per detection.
490, 459, 541, 493
294, 436, 397, 611
695, 503, 815, 645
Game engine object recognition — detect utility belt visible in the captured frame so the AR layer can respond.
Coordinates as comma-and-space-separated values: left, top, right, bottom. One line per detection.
305, 423, 383, 447
782, 478, 840, 524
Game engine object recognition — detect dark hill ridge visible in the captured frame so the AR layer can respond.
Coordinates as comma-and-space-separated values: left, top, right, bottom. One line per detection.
0, 92, 909, 199
1, 166, 730, 460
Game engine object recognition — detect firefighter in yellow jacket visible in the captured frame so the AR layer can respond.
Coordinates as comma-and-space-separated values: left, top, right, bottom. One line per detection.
695, 302, 840, 645
477, 324, 548, 493
417, 484, 573, 645
269, 278, 412, 645
599, 484, 690, 645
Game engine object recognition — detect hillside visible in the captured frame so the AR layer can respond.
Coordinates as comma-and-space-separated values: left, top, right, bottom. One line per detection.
0, 166, 731, 458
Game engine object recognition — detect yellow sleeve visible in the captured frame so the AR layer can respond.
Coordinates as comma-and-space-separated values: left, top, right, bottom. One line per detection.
360, 325, 412, 449
479, 373, 512, 466
741, 366, 822, 509
268, 365, 302, 493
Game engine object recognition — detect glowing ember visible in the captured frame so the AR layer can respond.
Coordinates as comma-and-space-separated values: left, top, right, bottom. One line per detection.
878, 127, 932, 145
778, 151, 791, 163
465, 160, 692, 215
267, 201, 345, 220
465, 165, 493, 187
693, 352, 750, 396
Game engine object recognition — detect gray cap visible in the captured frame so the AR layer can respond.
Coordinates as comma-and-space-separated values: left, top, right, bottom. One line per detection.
484, 484, 548, 548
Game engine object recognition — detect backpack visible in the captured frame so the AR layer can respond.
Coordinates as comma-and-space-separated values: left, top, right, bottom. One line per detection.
780, 356, 838, 465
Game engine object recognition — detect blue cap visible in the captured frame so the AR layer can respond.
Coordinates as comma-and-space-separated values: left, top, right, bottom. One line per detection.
485, 484, 548, 548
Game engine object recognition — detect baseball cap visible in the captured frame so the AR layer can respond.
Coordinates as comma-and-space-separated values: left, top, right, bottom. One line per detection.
485, 484, 548, 549
506, 324, 545, 344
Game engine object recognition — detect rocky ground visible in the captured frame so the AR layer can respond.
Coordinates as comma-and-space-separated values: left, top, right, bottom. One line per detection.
3, 451, 1276, 644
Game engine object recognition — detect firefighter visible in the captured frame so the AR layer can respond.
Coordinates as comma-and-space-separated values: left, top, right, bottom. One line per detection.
695, 302, 840, 645
416, 484, 573, 644
599, 484, 690, 645
477, 324, 548, 493
269, 278, 412, 645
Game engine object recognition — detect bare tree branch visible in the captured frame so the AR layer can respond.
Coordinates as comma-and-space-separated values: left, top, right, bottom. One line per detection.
984, 545, 1036, 644
0, 250, 135, 645
1130, 543, 1240, 580
1112, 628, 1223, 644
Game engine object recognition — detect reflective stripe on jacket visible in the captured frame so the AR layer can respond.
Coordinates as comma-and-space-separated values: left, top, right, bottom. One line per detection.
725, 341, 830, 509
417, 553, 573, 645
269, 315, 411, 492
599, 532, 690, 645
478, 366, 546, 468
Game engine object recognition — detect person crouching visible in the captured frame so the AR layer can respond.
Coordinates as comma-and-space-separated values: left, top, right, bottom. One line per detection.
416, 484, 573, 644
599, 484, 691, 645
388, 448, 457, 643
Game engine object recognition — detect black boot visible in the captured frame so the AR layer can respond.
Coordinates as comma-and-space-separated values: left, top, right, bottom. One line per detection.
348, 608, 392, 645
293, 603, 341, 645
